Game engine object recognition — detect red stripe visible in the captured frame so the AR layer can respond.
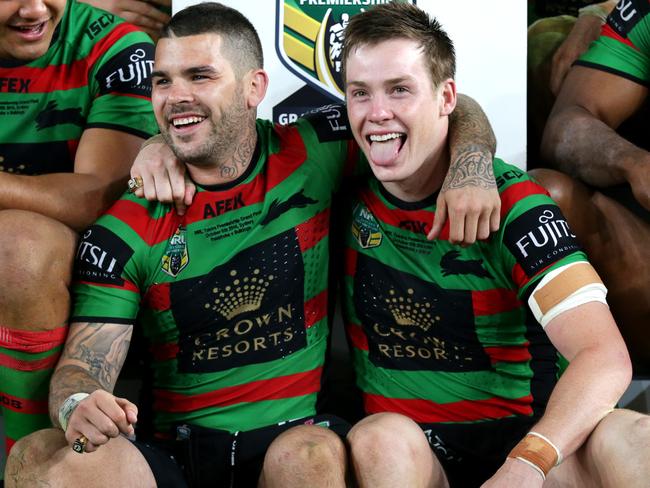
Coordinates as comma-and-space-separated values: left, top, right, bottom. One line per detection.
347, 322, 368, 351
108, 199, 180, 246
150, 342, 179, 361
345, 247, 358, 277
511, 263, 528, 289
296, 208, 330, 252
472, 288, 521, 315
0, 351, 60, 372
143, 282, 171, 311
602, 24, 637, 50
3, 24, 141, 92
363, 393, 533, 423
6, 438, 16, 455
183, 179, 266, 225
361, 188, 435, 235
0, 325, 67, 353
500, 181, 548, 218
0, 392, 49, 414
266, 125, 308, 189
304, 290, 328, 329
153, 367, 322, 412
77, 278, 139, 294
484, 344, 531, 364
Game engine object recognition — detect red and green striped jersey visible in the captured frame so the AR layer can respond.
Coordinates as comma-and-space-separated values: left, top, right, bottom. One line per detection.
577, 0, 650, 85
0, 0, 157, 176
72, 111, 358, 435
342, 159, 587, 426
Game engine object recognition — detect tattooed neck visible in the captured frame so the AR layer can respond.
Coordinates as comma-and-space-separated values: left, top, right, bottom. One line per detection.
218, 131, 257, 180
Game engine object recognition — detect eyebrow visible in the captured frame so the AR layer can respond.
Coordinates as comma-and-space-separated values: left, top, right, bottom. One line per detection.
151, 65, 219, 78
346, 76, 413, 88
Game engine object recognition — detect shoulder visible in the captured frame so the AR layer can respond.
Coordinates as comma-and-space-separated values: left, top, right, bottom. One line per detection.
61, 1, 153, 61
295, 103, 353, 143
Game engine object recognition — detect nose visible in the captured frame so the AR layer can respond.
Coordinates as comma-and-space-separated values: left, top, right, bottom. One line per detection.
18, 0, 48, 19
165, 79, 194, 104
368, 94, 392, 123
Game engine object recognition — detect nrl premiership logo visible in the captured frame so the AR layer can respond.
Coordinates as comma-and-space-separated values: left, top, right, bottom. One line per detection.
161, 225, 189, 277
276, 0, 415, 100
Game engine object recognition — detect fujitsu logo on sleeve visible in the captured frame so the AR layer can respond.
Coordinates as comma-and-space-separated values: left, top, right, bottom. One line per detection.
95, 43, 155, 97
74, 225, 134, 286
607, 0, 649, 37
504, 205, 581, 278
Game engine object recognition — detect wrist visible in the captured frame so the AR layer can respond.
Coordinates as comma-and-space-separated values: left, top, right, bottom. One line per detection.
578, 4, 609, 23
58, 392, 89, 432
507, 431, 562, 480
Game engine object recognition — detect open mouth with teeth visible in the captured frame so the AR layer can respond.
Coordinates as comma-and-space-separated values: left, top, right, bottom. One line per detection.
367, 132, 406, 165
171, 116, 206, 129
11, 22, 46, 36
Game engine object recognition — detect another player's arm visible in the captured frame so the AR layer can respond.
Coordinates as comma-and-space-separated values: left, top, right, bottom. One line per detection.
49, 321, 138, 452
430, 93, 500, 244
79, 0, 171, 41
541, 66, 650, 194
0, 128, 144, 231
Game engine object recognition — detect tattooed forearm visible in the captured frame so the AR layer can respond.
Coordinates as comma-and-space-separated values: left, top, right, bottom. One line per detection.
449, 94, 497, 159
48, 364, 102, 423
442, 146, 497, 191
48, 322, 132, 420
63, 322, 131, 388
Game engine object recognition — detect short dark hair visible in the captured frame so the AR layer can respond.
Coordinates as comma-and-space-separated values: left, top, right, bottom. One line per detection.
161, 2, 263, 76
342, 3, 455, 87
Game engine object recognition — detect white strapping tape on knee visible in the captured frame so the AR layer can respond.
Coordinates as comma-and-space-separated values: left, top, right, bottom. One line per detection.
528, 262, 608, 328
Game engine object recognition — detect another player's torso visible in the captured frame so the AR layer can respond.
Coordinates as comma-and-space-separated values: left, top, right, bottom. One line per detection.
74, 115, 352, 434
0, 1, 154, 175
343, 160, 584, 425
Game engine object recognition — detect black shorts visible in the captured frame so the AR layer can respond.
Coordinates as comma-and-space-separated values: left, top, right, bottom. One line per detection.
132, 414, 351, 488
419, 416, 536, 488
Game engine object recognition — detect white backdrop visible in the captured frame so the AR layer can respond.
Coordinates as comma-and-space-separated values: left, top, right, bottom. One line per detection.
172, 0, 527, 168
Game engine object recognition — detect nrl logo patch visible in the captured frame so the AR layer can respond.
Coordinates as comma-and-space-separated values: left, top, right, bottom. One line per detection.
161, 225, 189, 277
276, 0, 416, 100
352, 203, 382, 249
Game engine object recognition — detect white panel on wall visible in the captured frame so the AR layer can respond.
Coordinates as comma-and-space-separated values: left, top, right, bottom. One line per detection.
172, 0, 527, 168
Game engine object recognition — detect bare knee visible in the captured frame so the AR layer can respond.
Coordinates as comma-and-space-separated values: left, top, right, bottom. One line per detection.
5, 429, 67, 487
589, 409, 650, 456
262, 425, 346, 482
0, 210, 77, 326
348, 413, 429, 466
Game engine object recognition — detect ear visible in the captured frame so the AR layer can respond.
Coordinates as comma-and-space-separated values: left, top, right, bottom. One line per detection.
244, 68, 269, 110
439, 78, 457, 116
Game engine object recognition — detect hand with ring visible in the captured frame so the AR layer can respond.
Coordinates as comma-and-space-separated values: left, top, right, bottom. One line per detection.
64, 390, 138, 454
129, 136, 196, 215
72, 435, 89, 454
127, 175, 144, 193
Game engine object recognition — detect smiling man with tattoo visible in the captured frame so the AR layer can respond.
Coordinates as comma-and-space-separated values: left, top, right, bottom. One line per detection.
5, 3, 501, 487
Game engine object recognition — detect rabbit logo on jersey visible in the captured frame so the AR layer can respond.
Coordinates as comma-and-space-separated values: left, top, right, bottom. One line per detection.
276, 0, 415, 100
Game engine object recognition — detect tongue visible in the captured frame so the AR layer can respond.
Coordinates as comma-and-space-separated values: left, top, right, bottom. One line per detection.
369, 138, 401, 165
